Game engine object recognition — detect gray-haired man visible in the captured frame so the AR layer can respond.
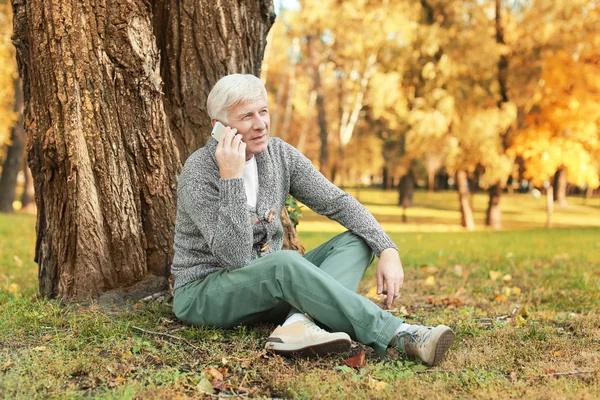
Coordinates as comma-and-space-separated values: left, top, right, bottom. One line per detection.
171, 74, 455, 366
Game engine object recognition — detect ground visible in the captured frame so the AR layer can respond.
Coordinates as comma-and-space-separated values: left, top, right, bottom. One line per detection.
1, 190, 599, 399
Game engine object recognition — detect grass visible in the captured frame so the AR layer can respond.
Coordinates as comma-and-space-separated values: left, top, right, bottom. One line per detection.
1, 189, 599, 399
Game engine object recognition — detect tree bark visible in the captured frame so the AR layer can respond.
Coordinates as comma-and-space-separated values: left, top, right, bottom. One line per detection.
0, 77, 24, 213
151, 0, 275, 159
20, 162, 35, 213
553, 167, 568, 206
306, 35, 330, 179
485, 184, 502, 229
13, 0, 180, 300
457, 170, 475, 230
546, 185, 554, 228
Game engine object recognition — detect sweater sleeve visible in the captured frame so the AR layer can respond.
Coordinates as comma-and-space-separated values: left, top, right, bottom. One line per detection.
179, 172, 253, 269
284, 142, 398, 256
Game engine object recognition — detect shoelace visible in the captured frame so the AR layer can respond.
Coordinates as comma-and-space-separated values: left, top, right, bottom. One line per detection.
395, 326, 432, 352
301, 319, 327, 333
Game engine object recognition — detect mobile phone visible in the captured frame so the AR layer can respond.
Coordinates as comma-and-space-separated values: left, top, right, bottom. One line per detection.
211, 121, 227, 142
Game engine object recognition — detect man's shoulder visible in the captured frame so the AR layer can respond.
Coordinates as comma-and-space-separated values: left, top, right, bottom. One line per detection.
179, 141, 218, 186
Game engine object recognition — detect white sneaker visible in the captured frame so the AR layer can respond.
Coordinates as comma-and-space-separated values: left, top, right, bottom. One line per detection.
265, 320, 351, 357
395, 325, 455, 367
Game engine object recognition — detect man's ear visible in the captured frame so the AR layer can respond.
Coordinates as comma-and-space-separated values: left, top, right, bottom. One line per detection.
210, 119, 217, 127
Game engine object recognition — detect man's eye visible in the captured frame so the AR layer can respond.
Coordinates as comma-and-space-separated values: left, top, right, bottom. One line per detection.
260, 109, 269, 115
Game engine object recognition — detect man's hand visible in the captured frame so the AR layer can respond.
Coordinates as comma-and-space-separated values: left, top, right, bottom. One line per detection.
376, 248, 404, 309
216, 127, 247, 179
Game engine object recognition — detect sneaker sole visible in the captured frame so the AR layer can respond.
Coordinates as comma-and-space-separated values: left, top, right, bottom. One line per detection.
265, 338, 351, 358
431, 328, 456, 367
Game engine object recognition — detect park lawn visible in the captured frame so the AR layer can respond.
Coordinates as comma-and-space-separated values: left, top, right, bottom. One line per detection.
1, 191, 599, 399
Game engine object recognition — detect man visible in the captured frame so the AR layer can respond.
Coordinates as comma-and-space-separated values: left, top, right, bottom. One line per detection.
171, 74, 455, 366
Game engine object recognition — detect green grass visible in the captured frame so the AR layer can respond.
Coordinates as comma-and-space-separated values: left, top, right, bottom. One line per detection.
1, 190, 599, 399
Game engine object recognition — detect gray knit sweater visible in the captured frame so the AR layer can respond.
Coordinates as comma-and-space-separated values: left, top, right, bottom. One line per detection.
171, 137, 398, 290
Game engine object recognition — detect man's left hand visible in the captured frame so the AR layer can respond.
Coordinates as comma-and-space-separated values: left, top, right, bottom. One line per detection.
376, 248, 404, 309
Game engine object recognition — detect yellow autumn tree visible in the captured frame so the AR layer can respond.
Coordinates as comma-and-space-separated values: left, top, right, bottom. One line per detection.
0, 3, 18, 152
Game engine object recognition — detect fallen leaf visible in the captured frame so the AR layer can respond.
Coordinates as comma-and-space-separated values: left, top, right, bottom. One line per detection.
424, 276, 436, 286
221, 357, 228, 366
502, 274, 512, 283
503, 287, 512, 297
489, 271, 502, 281
1, 360, 14, 372
421, 266, 438, 274
454, 287, 467, 298
398, 306, 410, 316
197, 378, 215, 394
368, 377, 387, 391
13, 255, 23, 266
8, 283, 19, 294
341, 351, 366, 368
553, 351, 562, 357
115, 377, 126, 384
495, 294, 508, 302
31, 346, 47, 352
453, 265, 463, 277
207, 368, 223, 381
512, 286, 522, 295
544, 369, 557, 374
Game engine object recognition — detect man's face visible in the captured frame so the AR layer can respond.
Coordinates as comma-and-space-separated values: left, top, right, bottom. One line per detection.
226, 96, 270, 160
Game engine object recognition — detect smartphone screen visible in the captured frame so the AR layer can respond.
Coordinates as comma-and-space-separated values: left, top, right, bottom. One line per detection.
211, 121, 226, 142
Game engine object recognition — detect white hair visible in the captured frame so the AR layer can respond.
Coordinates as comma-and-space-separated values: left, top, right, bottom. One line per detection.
207, 74, 268, 123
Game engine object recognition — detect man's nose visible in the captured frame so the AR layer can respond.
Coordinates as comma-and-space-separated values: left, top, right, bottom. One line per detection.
253, 115, 266, 130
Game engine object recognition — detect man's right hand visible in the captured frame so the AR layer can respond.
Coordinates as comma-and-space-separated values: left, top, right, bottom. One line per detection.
215, 127, 246, 179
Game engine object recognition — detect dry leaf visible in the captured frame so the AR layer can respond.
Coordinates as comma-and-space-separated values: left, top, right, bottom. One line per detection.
544, 369, 557, 374
454, 287, 467, 297
489, 271, 502, 281
197, 378, 215, 394
502, 274, 512, 283
421, 266, 438, 274
453, 265, 464, 277
207, 368, 223, 381
13, 255, 23, 266
512, 286, 522, 295
398, 306, 410, 316
503, 287, 512, 297
553, 351, 562, 357
8, 283, 19, 294
495, 294, 508, 302
341, 351, 366, 368
424, 276, 436, 286
368, 377, 387, 391
31, 346, 47, 352
1, 360, 14, 371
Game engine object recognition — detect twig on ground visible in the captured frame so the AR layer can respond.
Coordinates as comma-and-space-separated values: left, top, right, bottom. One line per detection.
415, 370, 461, 374
544, 370, 595, 377
132, 326, 199, 350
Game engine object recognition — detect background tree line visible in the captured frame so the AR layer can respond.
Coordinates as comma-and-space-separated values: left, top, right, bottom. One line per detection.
260, 0, 599, 228
0, 0, 598, 300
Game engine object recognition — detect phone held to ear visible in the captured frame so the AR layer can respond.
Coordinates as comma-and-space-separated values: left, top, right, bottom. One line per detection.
211, 121, 227, 142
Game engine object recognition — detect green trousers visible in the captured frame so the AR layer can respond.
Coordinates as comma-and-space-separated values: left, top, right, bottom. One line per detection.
173, 231, 404, 355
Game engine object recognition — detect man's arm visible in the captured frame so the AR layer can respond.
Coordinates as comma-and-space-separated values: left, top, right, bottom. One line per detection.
284, 141, 402, 307
177, 132, 253, 268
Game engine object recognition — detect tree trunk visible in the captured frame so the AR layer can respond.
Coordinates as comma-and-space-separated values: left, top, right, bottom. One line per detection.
13, 0, 181, 301
151, 0, 275, 160
13, 0, 281, 301
546, 185, 554, 228
306, 36, 330, 179
485, 183, 502, 229
281, 208, 305, 255
20, 163, 36, 213
0, 78, 24, 213
553, 167, 568, 206
457, 170, 475, 230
